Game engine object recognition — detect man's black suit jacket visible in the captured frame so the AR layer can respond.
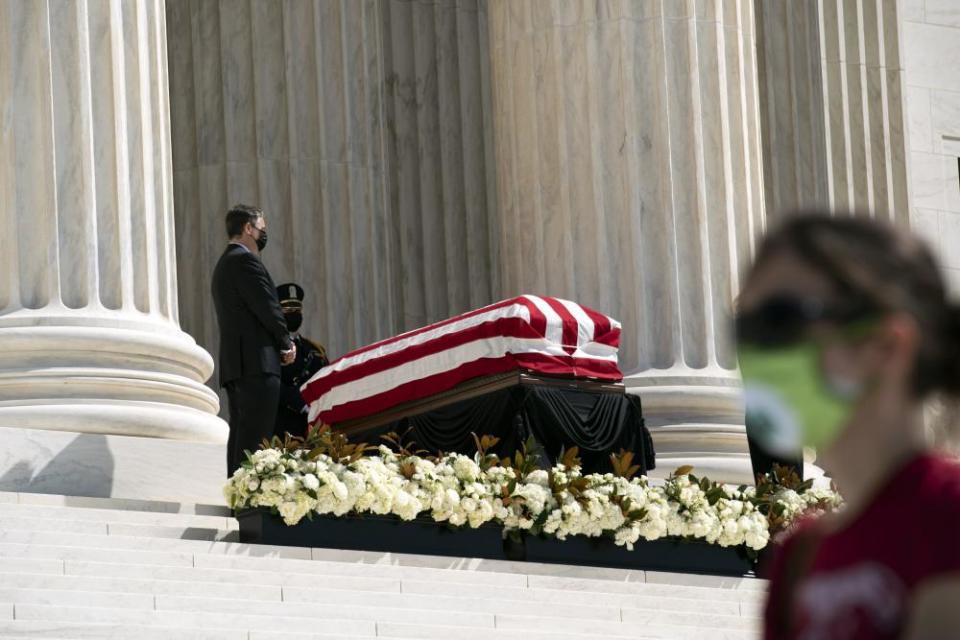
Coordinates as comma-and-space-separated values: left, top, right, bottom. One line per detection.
211, 244, 293, 387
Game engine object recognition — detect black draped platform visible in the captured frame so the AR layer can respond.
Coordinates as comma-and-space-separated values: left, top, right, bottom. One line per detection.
236, 375, 780, 575
332, 372, 655, 475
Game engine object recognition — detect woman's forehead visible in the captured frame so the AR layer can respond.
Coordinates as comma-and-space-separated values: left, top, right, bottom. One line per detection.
739, 251, 838, 311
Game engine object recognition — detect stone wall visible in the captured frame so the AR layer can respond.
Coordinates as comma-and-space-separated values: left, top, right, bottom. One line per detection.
901, 0, 960, 296
756, 0, 910, 223
164, 0, 770, 483
484, 1, 766, 481
165, 0, 499, 371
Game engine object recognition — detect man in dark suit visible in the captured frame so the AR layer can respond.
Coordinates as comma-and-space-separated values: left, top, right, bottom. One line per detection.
275, 282, 330, 439
211, 204, 296, 476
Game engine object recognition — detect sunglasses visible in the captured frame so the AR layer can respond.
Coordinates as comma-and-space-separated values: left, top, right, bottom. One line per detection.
735, 294, 876, 347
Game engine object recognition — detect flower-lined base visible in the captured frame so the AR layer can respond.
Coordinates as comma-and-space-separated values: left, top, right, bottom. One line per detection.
522, 534, 756, 576
237, 508, 507, 560
237, 508, 757, 575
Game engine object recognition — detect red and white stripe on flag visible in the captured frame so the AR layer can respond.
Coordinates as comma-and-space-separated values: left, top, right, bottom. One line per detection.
301, 295, 623, 425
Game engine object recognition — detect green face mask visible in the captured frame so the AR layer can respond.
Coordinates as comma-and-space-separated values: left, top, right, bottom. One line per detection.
738, 343, 855, 456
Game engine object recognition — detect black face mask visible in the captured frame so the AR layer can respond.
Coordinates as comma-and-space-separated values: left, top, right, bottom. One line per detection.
255, 228, 268, 251
285, 311, 302, 333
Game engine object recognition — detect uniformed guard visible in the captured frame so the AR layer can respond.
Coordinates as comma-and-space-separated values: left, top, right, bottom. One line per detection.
274, 282, 330, 438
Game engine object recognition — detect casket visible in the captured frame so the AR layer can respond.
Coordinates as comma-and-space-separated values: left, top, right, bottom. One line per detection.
302, 295, 623, 426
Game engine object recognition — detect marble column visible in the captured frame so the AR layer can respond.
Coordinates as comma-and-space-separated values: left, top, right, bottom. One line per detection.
380, 0, 500, 329
165, 0, 498, 369
756, 0, 909, 222
0, 0, 226, 444
487, 0, 765, 483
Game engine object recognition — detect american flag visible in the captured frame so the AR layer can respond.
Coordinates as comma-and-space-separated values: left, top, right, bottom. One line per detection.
301, 295, 623, 425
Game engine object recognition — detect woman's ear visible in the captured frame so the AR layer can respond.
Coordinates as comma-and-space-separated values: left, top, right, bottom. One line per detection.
872, 313, 920, 383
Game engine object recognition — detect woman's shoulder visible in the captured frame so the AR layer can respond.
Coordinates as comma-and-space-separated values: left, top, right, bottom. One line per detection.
906, 454, 960, 570
911, 453, 960, 505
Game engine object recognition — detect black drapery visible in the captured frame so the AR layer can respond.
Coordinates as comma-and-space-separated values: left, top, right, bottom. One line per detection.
519, 387, 654, 474
352, 385, 655, 476
745, 424, 803, 482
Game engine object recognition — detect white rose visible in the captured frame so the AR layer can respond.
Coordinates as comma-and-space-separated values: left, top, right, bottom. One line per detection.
301, 474, 320, 491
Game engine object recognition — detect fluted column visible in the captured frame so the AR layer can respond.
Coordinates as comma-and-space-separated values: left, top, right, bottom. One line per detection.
380, 0, 499, 329
166, 0, 396, 365
756, 0, 909, 222
0, 0, 226, 442
487, 0, 765, 483
166, 0, 499, 366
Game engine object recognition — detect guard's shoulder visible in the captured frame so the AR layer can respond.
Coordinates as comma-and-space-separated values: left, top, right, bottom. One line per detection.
302, 336, 327, 357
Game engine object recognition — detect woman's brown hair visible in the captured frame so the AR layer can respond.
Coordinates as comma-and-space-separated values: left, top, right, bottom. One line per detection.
752, 212, 960, 400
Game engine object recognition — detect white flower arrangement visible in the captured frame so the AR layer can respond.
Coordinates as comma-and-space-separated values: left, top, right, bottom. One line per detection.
225, 428, 841, 555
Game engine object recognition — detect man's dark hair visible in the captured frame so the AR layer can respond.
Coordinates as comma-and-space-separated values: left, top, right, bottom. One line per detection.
225, 204, 263, 238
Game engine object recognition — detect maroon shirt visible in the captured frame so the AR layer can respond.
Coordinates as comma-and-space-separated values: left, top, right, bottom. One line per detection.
763, 453, 960, 640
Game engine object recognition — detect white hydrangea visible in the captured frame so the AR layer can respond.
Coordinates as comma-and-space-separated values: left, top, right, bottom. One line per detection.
225, 446, 839, 554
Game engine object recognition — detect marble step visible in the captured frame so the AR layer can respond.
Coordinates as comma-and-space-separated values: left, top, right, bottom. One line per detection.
0, 571, 285, 602
0, 535, 765, 609
393, 574, 760, 614
59, 559, 404, 593
1, 493, 764, 593
0, 535, 764, 608
0, 491, 229, 516
147, 591, 756, 632
1, 492, 764, 640
0, 515, 235, 542
0, 576, 615, 622
286, 581, 754, 618
0, 563, 760, 619
0, 621, 245, 640
377, 619, 753, 640
6, 603, 656, 640
2, 585, 749, 636
11, 603, 378, 636
0, 502, 237, 530
2, 587, 492, 628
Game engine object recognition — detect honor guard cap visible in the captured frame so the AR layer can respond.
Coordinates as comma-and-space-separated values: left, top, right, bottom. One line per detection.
277, 282, 304, 312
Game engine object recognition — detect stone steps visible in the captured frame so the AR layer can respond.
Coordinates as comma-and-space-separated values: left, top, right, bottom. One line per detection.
0, 491, 765, 639
0, 502, 236, 530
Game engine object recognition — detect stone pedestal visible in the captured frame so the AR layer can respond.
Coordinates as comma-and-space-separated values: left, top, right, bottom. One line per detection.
486, 1, 765, 484
0, 0, 226, 499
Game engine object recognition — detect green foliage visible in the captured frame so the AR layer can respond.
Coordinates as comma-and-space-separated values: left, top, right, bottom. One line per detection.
497, 436, 543, 477
381, 428, 430, 459
471, 433, 502, 471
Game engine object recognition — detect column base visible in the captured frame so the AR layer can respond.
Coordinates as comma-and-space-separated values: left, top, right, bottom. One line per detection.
646, 428, 754, 485
626, 370, 754, 485
0, 321, 227, 442
0, 426, 226, 504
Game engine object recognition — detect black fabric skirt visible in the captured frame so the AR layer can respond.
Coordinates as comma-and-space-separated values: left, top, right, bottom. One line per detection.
348, 385, 655, 476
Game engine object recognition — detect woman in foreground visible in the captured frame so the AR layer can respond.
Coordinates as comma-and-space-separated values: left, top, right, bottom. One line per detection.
735, 213, 960, 639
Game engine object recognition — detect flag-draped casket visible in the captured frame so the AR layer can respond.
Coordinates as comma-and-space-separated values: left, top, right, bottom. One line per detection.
302, 295, 624, 426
